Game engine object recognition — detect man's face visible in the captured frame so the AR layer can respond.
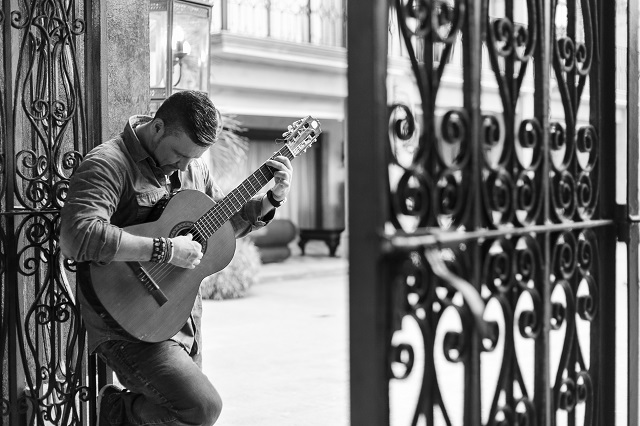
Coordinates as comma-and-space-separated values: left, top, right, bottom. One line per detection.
152, 127, 209, 175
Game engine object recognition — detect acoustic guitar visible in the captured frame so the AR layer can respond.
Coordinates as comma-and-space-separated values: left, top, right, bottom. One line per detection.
88, 116, 322, 342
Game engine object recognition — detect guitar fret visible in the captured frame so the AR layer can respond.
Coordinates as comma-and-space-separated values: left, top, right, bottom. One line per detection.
258, 168, 269, 180
230, 191, 241, 207
194, 220, 210, 236
221, 203, 233, 218
195, 222, 211, 240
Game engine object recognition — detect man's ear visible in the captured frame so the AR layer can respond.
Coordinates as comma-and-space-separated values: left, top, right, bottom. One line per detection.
152, 118, 165, 136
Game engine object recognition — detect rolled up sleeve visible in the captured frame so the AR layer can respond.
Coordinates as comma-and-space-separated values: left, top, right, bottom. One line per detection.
231, 195, 274, 238
59, 154, 124, 264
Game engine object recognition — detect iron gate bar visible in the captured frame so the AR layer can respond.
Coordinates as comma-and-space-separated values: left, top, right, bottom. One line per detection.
384, 219, 616, 251
627, 0, 640, 425
84, 0, 113, 424
627, 224, 640, 426
2, 1, 22, 425
347, 1, 391, 425
85, 0, 106, 149
84, 1, 111, 422
465, 0, 484, 420
599, 0, 620, 424
538, 2, 553, 423
1, 210, 67, 215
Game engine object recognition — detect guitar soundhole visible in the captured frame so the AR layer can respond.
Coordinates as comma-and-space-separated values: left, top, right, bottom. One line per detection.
170, 221, 208, 254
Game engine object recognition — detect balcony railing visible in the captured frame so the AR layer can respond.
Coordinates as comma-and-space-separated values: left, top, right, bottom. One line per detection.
213, 3, 629, 95
214, 0, 346, 48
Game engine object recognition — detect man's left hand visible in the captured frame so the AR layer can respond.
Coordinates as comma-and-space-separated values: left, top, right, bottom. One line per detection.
266, 156, 293, 201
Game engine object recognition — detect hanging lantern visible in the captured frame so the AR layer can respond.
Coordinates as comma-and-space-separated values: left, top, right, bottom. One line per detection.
149, 0, 213, 111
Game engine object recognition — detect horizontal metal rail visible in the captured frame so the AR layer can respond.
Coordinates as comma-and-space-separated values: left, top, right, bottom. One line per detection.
383, 219, 615, 251
0, 209, 62, 216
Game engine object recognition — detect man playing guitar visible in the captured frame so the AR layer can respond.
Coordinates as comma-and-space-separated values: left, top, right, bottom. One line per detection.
60, 90, 293, 426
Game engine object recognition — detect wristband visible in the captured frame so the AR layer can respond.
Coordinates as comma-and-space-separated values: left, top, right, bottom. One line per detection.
167, 238, 175, 263
150, 238, 165, 263
150, 237, 173, 263
266, 189, 286, 208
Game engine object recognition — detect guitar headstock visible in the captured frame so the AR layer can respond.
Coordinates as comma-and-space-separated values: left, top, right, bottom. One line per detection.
282, 116, 322, 157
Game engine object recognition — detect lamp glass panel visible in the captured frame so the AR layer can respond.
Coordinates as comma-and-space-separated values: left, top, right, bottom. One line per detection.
172, 1, 211, 92
150, 0, 169, 98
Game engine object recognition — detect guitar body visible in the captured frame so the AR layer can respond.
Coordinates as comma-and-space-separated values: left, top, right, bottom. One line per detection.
85, 116, 322, 343
89, 190, 236, 342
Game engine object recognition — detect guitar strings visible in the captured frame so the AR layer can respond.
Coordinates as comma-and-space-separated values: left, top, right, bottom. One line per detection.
143, 159, 278, 284
146, 178, 252, 283
145, 219, 215, 284
140, 126, 314, 287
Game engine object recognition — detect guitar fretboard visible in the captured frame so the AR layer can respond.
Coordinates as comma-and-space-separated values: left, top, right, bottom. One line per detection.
192, 144, 294, 240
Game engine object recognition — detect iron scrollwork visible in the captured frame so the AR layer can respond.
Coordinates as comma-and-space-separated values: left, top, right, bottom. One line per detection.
484, 0, 543, 228
2, 1, 88, 425
1, 6, 5, 205
14, 213, 90, 425
389, 247, 483, 425
10, 1, 85, 210
550, 230, 597, 424
389, 235, 543, 425
387, 0, 604, 425
479, 235, 542, 426
550, 0, 599, 223
388, 0, 468, 232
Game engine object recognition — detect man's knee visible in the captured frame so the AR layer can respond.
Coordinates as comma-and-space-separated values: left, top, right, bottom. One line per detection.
191, 386, 223, 425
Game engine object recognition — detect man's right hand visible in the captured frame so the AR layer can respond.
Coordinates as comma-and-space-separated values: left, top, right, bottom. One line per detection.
170, 234, 203, 269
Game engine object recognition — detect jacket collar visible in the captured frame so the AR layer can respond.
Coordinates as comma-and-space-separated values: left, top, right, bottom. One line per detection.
123, 115, 154, 163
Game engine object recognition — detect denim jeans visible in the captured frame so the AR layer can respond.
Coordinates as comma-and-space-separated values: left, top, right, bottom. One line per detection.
96, 339, 222, 425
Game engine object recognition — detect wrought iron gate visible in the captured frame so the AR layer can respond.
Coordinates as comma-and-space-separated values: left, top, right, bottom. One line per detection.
0, 0, 633, 425
1, 1, 104, 425
348, 1, 626, 425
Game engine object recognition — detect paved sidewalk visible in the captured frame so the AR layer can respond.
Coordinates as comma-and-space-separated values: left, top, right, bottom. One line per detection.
201, 248, 350, 426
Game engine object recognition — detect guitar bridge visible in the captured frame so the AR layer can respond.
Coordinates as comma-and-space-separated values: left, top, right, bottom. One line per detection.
126, 262, 169, 306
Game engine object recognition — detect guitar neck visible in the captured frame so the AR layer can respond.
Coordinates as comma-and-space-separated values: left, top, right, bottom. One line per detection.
195, 144, 294, 238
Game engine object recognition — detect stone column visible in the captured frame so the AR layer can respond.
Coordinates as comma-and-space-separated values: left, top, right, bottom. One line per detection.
104, 0, 150, 138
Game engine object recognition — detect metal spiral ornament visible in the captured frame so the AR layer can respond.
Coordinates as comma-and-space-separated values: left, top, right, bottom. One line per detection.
385, 0, 605, 424
2, 1, 89, 425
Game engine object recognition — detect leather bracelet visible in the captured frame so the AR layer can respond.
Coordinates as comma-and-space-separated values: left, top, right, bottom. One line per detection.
150, 237, 173, 263
160, 237, 171, 263
167, 238, 175, 263
150, 237, 165, 263
266, 189, 286, 208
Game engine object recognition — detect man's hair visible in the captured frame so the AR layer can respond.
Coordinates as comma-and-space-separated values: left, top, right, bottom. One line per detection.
154, 90, 219, 147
